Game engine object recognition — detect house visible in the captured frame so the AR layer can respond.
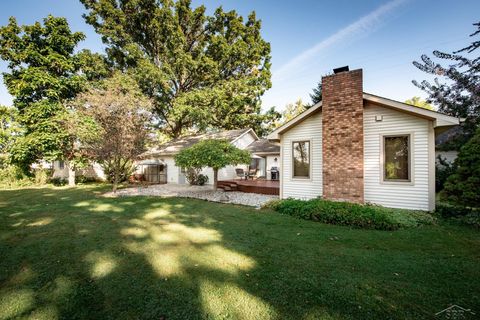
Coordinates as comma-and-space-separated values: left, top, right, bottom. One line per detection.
51, 128, 280, 184
138, 128, 280, 184
267, 67, 460, 211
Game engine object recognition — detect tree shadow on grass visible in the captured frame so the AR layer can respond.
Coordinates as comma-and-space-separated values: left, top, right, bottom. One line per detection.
0, 186, 479, 319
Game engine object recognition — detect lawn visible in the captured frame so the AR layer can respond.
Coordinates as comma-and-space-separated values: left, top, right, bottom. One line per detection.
0, 185, 479, 320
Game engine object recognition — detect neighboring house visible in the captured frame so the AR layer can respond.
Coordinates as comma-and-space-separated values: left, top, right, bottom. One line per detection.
267, 67, 460, 211
51, 129, 280, 183
435, 126, 463, 165
140, 128, 280, 184
51, 160, 106, 181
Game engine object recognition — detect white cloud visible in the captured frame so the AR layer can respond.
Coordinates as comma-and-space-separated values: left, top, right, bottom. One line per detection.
273, 0, 407, 81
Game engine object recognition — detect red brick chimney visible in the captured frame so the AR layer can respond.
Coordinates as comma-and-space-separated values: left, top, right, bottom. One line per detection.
322, 68, 364, 203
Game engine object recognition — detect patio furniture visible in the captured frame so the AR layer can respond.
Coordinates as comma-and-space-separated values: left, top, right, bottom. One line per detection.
235, 168, 246, 180
247, 167, 257, 180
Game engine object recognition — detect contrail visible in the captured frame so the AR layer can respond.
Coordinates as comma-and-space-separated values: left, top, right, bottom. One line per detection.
273, 0, 407, 80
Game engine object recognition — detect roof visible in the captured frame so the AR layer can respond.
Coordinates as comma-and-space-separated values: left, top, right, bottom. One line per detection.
267, 93, 461, 140
142, 128, 255, 157
246, 139, 280, 154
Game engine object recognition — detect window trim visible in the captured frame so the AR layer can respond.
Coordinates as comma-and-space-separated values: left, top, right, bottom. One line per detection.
291, 140, 312, 180
380, 133, 414, 185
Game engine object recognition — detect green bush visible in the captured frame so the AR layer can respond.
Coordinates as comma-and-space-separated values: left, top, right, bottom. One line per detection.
262, 198, 435, 230
0, 165, 34, 188
442, 127, 480, 207
196, 174, 209, 186
34, 168, 51, 185
435, 156, 456, 191
75, 175, 100, 184
457, 211, 480, 228
49, 177, 67, 186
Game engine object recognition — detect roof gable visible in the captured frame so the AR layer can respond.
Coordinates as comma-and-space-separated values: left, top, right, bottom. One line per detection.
267, 93, 460, 140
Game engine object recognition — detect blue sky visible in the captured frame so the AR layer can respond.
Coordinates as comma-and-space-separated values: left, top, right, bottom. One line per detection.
0, 0, 479, 111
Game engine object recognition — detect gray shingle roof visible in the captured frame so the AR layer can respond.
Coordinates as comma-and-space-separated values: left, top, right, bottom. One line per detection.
246, 139, 280, 154
142, 128, 252, 157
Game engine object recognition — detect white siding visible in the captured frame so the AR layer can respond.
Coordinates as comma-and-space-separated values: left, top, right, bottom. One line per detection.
364, 103, 433, 210
281, 112, 322, 199
162, 156, 180, 184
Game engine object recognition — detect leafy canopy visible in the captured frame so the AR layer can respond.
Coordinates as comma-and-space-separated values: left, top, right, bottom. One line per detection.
309, 80, 322, 105
175, 139, 250, 171
413, 21, 480, 148
81, 0, 272, 138
0, 15, 109, 170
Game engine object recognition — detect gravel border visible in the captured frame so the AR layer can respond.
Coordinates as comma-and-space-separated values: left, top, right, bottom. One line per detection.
104, 183, 278, 207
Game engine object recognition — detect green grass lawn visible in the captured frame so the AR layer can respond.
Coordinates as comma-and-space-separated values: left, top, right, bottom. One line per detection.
0, 185, 479, 320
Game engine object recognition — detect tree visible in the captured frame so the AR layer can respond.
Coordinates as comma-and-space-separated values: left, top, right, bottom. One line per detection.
74, 73, 152, 192
0, 15, 110, 174
309, 80, 322, 106
441, 127, 480, 207
271, 99, 305, 129
404, 96, 434, 110
174, 139, 250, 190
81, 0, 272, 138
412, 21, 480, 148
0, 105, 20, 167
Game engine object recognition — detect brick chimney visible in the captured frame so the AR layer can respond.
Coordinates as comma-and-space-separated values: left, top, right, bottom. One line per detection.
322, 68, 364, 203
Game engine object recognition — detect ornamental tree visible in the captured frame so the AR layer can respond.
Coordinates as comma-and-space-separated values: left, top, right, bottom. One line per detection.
81, 0, 272, 138
412, 21, 480, 148
74, 72, 152, 192
174, 139, 250, 190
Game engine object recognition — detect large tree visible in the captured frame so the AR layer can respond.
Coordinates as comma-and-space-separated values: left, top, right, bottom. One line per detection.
0, 105, 20, 165
74, 72, 152, 192
174, 139, 250, 190
81, 0, 272, 138
413, 21, 480, 148
0, 15, 109, 173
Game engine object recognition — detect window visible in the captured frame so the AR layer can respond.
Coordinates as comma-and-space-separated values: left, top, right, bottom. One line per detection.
292, 141, 310, 178
383, 135, 410, 181
58, 161, 64, 170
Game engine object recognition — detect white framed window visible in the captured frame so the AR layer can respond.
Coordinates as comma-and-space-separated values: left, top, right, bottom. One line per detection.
382, 134, 411, 182
292, 140, 310, 179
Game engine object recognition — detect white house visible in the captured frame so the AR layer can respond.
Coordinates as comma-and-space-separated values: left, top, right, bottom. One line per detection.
267, 67, 460, 211
140, 128, 280, 185
52, 128, 280, 185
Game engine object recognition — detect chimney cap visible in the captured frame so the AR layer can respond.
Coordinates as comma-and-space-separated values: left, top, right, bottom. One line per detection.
333, 66, 349, 74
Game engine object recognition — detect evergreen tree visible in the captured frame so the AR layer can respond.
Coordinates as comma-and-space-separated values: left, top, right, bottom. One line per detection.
309, 80, 322, 106
442, 127, 480, 207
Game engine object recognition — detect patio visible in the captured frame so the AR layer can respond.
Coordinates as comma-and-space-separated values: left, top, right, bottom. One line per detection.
217, 179, 280, 195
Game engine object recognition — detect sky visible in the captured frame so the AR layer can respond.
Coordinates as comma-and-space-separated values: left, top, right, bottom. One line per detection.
0, 0, 479, 111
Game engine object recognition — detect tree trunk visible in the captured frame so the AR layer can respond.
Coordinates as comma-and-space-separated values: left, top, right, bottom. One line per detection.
67, 162, 76, 186
213, 168, 218, 191
112, 170, 119, 193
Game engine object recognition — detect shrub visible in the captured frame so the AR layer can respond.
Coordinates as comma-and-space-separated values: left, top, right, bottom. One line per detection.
263, 198, 434, 230
0, 165, 33, 188
34, 168, 51, 185
75, 175, 100, 184
196, 174, 209, 186
101, 160, 135, 184
184, 168, 209, 186
441, 127, 480, 207
49, 177, 67, 186
435, 155, 456, 191
458, 211, 480, 228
